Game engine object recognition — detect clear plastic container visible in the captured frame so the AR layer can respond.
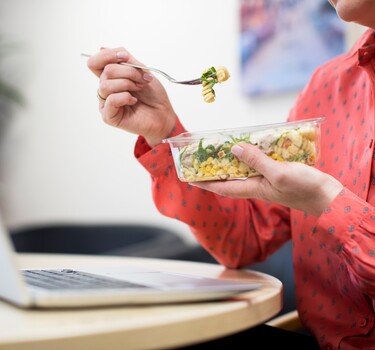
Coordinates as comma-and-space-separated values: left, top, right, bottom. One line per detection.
162, 117, 325, 182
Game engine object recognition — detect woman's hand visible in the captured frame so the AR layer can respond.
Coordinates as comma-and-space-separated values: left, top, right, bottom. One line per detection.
86, 47, 177, 147
191, 143, 344, 216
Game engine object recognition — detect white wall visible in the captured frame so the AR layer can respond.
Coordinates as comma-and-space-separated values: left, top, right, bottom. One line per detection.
0, 0, 362, 243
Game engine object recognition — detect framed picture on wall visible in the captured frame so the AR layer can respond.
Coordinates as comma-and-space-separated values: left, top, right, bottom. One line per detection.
240, 0, 345, 97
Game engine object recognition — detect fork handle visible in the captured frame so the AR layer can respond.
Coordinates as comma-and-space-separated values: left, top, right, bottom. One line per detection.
118, 62, 175, 81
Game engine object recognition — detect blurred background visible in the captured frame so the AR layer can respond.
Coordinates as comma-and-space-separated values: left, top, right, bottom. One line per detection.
0, 0, 367, 312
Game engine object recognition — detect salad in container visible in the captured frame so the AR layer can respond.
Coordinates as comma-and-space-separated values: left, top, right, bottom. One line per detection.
162, 117, 324, 182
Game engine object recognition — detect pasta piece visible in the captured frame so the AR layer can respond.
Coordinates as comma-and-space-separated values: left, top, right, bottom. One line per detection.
216, 66, 230, 83
200, 66, 230, 103
202, 79, 216, 103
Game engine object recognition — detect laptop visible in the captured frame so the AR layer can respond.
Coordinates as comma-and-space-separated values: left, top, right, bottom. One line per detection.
0, 217, 261, 309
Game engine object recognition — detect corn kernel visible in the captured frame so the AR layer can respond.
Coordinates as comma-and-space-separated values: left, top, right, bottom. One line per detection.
228, 166, 238, 174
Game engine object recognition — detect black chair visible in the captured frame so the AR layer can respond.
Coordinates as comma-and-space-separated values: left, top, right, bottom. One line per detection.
11, 223, 192, 259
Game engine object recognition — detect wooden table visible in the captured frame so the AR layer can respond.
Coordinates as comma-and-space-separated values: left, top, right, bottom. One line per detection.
0, 254, 283, 350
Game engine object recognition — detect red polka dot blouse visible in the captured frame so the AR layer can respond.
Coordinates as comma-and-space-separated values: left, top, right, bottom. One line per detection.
135, 29, 375, 349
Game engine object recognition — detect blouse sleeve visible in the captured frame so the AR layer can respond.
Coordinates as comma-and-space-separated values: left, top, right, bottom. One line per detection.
314, 188, 375, 296
134, 118, 291, 268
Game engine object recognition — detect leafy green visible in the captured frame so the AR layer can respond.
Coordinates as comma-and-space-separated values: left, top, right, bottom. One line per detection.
200, 67, 218, 85
0, 80, 24, 106
288, 152, 309, 162
0, 36, 25, 143
229, 134, 251, 144
0, 37, 25, 107
193, 139, 214, 162
191, 135, 253, 164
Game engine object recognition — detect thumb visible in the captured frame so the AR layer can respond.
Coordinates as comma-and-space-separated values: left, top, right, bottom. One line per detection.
231, 143, 278, 177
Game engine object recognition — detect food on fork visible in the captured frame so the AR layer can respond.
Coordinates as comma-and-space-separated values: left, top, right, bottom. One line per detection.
201, 66, 230, 103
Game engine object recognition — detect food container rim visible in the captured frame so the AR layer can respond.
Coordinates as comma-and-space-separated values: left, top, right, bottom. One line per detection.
162, 116, 325, 144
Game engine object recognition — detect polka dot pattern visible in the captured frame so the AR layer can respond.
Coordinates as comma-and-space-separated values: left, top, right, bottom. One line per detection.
136, 29, 375, 349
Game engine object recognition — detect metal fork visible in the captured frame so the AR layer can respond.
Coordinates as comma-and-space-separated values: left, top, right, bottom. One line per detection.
81, 53, 206, 85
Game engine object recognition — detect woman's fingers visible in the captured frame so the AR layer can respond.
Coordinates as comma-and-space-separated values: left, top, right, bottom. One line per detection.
191, 144, 279, 199
87, 47, 149, 78
192, 141, 344, 216
190, 176, 265, 199
101, 91, 138, 121
100, 63, 148, 85
231, 143, 282, 179
87, 47, 129, 77
94, 51, 153, 103
98, 76, 145, 100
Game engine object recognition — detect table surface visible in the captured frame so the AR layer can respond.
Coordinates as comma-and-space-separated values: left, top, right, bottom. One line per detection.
0, 253, 283, 350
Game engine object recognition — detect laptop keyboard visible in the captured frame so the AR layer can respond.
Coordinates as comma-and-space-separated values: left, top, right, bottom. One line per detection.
22, 269, 151, 290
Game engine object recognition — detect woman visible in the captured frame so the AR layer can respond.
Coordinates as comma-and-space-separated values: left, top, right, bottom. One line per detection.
87, 1, 375, 348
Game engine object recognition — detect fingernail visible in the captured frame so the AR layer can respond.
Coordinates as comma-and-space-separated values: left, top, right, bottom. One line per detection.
116, 51, 128, 59
231, 144, 244, 157
143, 73, 153, 82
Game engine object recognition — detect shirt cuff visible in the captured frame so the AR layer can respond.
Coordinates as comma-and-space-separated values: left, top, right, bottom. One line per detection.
134, 118, 187, 177
312, 187, 375, 254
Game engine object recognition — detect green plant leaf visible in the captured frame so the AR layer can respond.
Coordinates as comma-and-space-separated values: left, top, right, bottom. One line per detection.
0, 80, 25, 106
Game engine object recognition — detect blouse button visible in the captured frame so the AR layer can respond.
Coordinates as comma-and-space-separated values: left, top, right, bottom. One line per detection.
324, 344, 333, 350
359, 318, 368, 327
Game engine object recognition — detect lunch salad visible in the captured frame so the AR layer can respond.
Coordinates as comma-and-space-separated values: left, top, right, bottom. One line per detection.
176, 123, 319, 182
